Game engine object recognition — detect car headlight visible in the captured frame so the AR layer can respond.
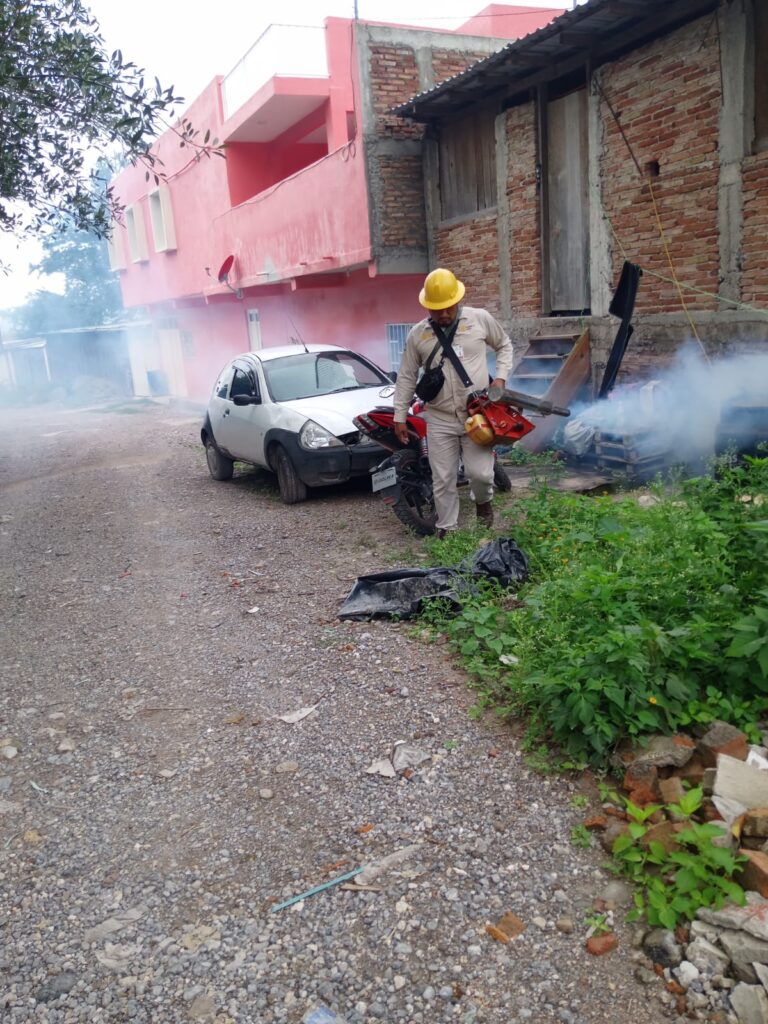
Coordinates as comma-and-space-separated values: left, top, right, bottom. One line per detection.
299, 419, 344, 450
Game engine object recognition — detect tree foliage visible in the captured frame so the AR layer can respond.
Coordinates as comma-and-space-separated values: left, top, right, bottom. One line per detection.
11, 224, 124, 337
0, 0, 201, 237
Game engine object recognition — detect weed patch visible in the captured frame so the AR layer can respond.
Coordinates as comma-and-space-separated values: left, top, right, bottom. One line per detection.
421, 457, 768, 767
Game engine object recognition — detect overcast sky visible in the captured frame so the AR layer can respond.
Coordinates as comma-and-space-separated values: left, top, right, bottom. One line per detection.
0, 0, 572, 312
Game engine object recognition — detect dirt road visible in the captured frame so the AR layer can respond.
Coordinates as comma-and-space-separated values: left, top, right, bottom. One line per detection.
0, 402, 673, 1024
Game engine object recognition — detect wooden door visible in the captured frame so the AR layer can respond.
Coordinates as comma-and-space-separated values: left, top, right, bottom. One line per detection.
546, 88, 590, 314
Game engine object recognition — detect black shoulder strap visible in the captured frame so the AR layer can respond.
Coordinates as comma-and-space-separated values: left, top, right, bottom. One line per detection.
423, 338, 443, 372
428, 320, 472, 388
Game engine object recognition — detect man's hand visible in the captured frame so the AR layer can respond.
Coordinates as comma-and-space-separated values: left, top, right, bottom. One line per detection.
394, 422, 410, 445
490, 378, 506, 391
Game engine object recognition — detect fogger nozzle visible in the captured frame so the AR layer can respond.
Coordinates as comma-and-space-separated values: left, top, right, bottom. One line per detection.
487, 384, 570, 418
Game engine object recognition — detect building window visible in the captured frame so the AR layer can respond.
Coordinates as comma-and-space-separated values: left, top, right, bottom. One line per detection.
387, 323, 415, 372
438, 109, 497, 220
756, 0, 768, 151
125, 204, 149, 263
148, 185, 177, 252
106, 228, 126, 271
181, 331, 195, 357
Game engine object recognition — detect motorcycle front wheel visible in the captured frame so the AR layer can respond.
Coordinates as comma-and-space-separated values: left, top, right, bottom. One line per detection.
389, 449, 438, 536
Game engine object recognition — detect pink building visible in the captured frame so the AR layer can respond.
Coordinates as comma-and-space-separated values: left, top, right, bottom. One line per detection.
110, 6, 564, 400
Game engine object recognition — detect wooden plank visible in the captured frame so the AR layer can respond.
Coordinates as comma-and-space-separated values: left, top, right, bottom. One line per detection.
537, 84, 551, 316
518, 327, 591, 452
547, 89, 589, 312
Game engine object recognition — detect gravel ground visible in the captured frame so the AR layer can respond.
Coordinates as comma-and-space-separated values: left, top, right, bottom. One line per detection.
0, 401, 675, 1024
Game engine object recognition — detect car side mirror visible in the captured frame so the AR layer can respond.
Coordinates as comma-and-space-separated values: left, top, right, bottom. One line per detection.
232, 393, 260, 406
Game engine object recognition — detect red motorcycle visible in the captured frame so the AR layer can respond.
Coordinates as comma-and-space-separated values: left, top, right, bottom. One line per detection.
354, 388, 568, 536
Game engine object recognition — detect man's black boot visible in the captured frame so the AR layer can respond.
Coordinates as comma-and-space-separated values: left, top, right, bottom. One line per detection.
476, 502, 494, 527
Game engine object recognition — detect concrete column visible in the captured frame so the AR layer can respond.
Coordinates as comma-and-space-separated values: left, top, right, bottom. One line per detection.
423, 136, 440, 269
495, 111, 512, 323
587, 70, 613, 318
718, 0, 753, 304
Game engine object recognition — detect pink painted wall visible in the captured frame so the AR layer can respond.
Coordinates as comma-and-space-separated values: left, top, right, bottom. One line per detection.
174, 271, 425, 401
226, 142, 328, 205
458, 4, 565, 39
113, 18, 371, 310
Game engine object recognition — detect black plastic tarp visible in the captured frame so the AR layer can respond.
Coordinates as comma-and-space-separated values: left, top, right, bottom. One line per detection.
338, 538, 528, 621
598, 260, 643, 399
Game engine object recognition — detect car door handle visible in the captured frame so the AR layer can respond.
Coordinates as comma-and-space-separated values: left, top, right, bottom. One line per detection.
223, 409, 230, 417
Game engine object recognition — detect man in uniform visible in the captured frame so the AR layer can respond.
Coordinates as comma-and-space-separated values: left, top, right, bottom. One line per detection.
393, 268, 514, 538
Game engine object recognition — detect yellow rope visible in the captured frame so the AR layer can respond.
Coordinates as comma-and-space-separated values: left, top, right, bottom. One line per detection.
646, 176, 708, 359
599, 185, 768, 320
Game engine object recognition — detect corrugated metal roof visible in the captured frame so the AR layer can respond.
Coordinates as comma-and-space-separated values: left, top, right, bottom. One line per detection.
393, 0, 719, 120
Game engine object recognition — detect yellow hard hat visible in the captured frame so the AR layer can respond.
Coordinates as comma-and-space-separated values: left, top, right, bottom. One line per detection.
465, 412, 496, 446
419, 268, 466, 310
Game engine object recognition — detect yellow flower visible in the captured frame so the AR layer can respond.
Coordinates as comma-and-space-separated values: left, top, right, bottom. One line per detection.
648, 696, 658, 705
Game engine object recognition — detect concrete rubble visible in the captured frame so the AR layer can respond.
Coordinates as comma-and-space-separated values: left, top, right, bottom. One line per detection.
593, 722, 768, 1022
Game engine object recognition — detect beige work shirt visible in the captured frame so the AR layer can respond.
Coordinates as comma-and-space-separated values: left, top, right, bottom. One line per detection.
393, 306, 514, 423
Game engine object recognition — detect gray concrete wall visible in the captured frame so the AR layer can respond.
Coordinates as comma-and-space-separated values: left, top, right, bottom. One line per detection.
355, 23, 510, 276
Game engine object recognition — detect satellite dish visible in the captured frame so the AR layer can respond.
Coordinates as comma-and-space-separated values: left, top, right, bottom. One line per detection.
217, 254, 235, 284
215, 254, 242, 299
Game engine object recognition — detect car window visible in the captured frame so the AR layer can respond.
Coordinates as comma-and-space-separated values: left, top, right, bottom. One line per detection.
231, 367, 257, 399
213, 364, 233, 398
262, 352, 390, 402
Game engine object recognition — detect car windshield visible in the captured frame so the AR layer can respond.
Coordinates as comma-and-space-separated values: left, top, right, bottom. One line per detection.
262, 352, 391, 402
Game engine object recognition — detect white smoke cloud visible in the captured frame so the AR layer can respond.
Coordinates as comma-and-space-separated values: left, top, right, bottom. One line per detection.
562, 343, 768, 465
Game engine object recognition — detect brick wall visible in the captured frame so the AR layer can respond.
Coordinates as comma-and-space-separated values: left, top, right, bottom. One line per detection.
741, 149, 768, 307
368, 44, 424, 139
598, 18, 721, 315
431, 48, 490, 85
505, 102, 541, 316
435, 215, 501, 317
379, 155, 427, 249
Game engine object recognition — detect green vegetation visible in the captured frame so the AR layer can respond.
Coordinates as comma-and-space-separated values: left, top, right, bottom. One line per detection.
610, 788, 746, 929
584, 911, 612, 935
421, 456, 768, 767
570, 824, 592, 849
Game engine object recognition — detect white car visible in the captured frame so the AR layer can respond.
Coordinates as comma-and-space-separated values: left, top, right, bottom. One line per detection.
201, 344, 393, 503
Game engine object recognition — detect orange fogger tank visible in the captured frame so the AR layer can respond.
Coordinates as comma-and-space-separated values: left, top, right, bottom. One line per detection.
464, 386, 571, 446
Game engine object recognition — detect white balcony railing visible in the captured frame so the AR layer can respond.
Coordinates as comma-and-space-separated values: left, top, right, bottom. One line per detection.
222, 24, 329, 121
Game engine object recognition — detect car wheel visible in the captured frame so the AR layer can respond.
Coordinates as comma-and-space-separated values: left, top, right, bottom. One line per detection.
274, 445, 307, 504
205, 437, 234, 481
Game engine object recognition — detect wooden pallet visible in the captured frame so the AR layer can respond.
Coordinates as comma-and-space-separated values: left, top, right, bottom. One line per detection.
581, 429, 673, 479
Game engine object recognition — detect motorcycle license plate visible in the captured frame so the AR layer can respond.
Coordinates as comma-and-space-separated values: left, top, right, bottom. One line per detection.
371, 466, 397, 492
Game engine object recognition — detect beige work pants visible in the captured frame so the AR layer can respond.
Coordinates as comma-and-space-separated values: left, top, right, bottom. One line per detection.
425, 409, 494, 531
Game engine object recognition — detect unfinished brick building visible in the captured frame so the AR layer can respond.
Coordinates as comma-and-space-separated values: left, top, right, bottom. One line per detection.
395, 0, 768, 389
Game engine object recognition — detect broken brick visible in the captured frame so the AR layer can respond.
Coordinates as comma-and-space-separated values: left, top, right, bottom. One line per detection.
495, 911, 526, 938
673, 735, 695, 750
586, 933, 618, 956
623, 761, 659, 794
658, 776, 686, 807
737, 849, 768, 897
640, 820, 685, 854
677, 753, 707, 787
584, 815, 608, 831
697, 721, 748, 768
743, 808, 768, 839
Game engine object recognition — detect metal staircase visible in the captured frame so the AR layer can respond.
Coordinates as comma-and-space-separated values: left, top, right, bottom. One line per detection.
512, 328, 592, 452
508, 332, 584, 397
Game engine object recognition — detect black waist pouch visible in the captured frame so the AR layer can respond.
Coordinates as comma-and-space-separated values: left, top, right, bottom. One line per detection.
415, 363, 445, 402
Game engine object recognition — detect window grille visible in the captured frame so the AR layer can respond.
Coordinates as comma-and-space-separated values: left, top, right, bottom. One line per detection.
386, 323, 415, 372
